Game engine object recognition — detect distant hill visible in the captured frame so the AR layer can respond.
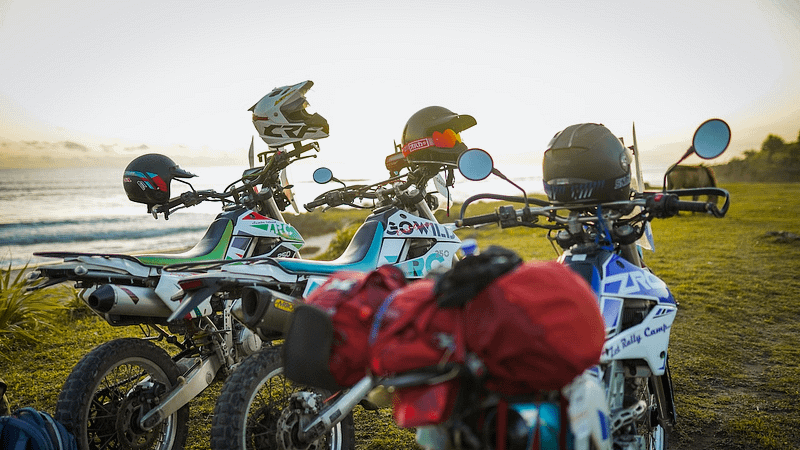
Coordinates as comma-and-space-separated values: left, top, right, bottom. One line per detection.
712, 131, 800, 182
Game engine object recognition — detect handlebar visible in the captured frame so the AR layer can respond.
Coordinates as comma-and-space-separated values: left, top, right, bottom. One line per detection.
150, 144, 323, 218
302, 162, 446, 212
645, 188, 729, 218
455, 188, 730, 229
304, 188, 379, 211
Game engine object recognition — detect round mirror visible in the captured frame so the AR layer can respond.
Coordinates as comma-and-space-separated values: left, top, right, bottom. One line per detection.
457, 148, 494, 181
693, 119, 731, 159
312, 167, 333, 184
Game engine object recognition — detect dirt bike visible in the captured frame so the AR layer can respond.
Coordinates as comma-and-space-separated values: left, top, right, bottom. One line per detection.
451, 119, 732, 450
164, 154, 468, 450
25, 139, 321, 450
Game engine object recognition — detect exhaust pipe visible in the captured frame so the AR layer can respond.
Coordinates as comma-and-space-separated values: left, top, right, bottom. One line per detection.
87, 284, 172, 317
233, 286, 297, 340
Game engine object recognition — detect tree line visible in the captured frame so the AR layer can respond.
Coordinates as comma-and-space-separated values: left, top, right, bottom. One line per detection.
712, 130, 800, 182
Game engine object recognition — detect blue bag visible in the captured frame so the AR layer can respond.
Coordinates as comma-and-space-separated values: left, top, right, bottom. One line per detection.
0, 407, 78, 450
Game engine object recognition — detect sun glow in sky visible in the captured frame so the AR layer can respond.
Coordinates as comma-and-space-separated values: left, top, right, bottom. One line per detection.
1, 0, 798, 176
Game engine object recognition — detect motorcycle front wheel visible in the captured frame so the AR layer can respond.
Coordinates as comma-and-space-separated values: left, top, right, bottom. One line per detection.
636, 375, 671, 450
55, 337, 189, 450
211, 346, 355, 450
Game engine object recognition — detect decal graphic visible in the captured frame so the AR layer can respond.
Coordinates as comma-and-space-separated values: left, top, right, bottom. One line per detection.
120, 287, 139, 304
644, 323, 671, 337
260, 124, 326, 140
393, 252, 446, 278
243, 211, 271, 220
274, 299, 294, 312
252, 222, 303, 241
602, 255, 673, 303
385, 212, 456, 239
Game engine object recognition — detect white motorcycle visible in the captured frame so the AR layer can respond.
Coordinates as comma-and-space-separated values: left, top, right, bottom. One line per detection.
455, 119, 732, 450
30, 80, 328, 450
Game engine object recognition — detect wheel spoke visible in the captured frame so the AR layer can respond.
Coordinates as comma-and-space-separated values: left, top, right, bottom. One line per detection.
55, 338, 189, 450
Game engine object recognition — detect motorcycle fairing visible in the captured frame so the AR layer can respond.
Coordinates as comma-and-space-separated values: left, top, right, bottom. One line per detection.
598, 254, 676, 374
560, 251, 674, 306
234, 210, 304, 248
601, 254, 674, 305
561, 251, 676, 375
599, 302, 675, 374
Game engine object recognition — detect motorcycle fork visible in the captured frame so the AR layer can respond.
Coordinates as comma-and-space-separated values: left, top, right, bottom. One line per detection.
650, 360, 676, 430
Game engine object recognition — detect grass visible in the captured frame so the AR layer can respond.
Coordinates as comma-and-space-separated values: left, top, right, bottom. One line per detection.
1, 182, 798, 449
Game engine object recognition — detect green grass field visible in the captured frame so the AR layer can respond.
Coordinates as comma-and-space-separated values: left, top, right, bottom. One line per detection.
1, 182, 798, 449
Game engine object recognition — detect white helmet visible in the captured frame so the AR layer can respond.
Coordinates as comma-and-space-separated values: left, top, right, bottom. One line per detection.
250, 80, 330, 148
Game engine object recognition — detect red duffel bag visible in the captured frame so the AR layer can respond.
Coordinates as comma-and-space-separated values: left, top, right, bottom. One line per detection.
369, 247, 605, 425
283, 264, 406, 390
461, 259, 605, 394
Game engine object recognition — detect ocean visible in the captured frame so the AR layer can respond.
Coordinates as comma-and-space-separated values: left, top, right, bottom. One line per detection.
0, 164, 665, 269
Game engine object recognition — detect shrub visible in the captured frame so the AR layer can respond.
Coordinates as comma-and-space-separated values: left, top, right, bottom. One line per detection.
0, 263, 67, 353
313, 223, 361, 261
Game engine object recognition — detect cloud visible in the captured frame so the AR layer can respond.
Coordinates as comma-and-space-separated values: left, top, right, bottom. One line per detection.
22, 140, 46, 149
123, 144, 150, 152
62, 141, 88, 151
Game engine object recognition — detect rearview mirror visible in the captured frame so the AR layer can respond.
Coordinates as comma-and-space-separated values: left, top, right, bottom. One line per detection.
312, 167, 333, 184
692, 119, 731, 159
457, 148, 494, 181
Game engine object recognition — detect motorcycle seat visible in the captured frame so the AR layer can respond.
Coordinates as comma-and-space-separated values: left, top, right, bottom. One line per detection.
270, 220, 384, 275
134, 218, 234, 267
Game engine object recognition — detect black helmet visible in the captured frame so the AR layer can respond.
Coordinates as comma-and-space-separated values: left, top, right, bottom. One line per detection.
543, 123, 632, 203
401, 106, 477, 165
250, 80, 330, 148
123, 154, 196, 206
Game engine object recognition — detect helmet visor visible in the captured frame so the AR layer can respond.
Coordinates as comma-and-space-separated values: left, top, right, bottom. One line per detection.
401, 129, 462, 157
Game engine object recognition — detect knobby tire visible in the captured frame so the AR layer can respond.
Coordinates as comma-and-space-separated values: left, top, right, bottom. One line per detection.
55, 338, 189, 450
211, 347, 355, 450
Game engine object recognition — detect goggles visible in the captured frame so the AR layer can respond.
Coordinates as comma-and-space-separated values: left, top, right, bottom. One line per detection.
402, 129, 462, 157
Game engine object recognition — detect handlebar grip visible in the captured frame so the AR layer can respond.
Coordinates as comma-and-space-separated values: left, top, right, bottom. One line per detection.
674, 200, 710, 213
457, 212, 499, 227
155, 195, 189, 213
303, 197, 328, 211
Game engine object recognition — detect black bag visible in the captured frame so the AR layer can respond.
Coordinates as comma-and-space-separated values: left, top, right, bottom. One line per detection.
0, 379, 9, 416
0, 406, 78, 450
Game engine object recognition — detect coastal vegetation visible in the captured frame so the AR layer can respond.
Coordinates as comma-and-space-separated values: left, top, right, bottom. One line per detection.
712, 131, 800, 182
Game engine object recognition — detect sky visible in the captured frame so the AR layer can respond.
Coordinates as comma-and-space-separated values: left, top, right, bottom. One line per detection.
1, 0, 799, 178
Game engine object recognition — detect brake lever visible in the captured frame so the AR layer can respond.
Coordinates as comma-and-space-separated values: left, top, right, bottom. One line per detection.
294, 154, 318, 162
